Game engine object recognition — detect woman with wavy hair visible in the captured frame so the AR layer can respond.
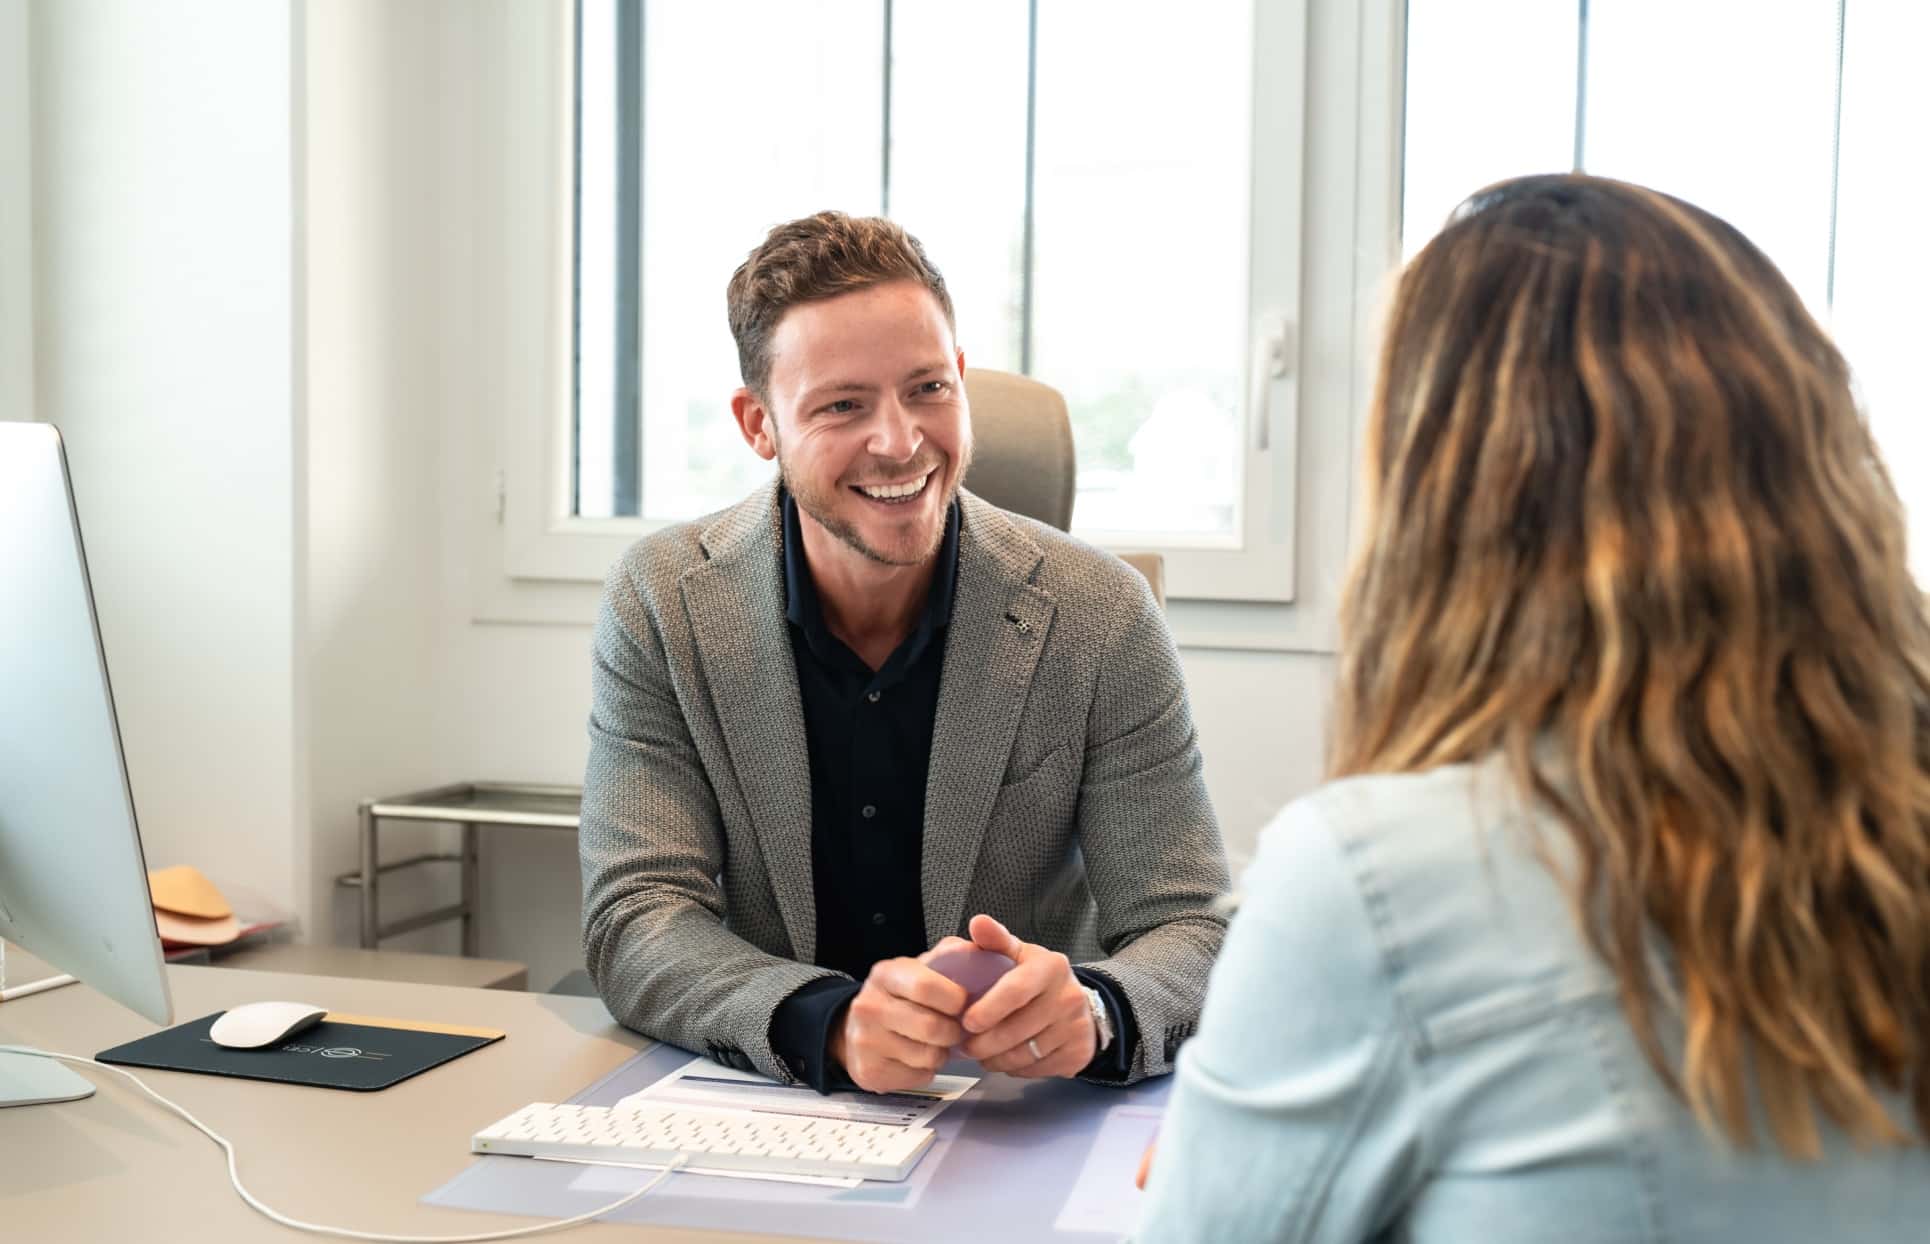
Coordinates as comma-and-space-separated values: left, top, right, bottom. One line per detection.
1134, 174, 1930, 1241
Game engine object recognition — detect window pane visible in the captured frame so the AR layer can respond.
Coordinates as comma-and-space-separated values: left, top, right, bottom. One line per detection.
612, 1, 882, 521
576, 0, 622, 519
1582, 0, 1839, 313
1833, 3, 1930, 583
887, 1, 1030, 375
1402, 0, 1578, 256
1032, 0, 1252, 542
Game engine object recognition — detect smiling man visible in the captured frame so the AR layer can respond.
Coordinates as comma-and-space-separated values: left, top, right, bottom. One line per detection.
579, 212, 1229, 1093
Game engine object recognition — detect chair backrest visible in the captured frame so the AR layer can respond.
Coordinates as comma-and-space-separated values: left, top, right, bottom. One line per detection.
1116, 551, 1166, 609
960, 368, 1167, 607
961, 368, 1076, 532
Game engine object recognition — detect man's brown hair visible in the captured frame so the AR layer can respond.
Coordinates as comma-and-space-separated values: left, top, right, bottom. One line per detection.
726, 211, 955, 399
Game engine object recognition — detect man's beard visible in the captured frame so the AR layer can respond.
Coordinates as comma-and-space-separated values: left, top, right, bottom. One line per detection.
778, 445, 969, 567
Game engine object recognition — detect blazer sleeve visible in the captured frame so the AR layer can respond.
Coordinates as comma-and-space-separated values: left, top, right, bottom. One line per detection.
1072, 566, 1233, 1084
579, 556, 845, 1082
1131, 800, 1429, 1243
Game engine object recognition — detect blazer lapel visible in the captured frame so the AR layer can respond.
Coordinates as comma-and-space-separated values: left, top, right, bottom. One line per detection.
922, 493, 1055, 942
679, 483, 820, 962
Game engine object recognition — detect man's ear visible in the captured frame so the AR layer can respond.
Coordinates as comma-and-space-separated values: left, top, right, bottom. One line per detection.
730, 387, 778, 461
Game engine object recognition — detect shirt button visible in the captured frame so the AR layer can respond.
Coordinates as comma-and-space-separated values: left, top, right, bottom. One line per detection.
861, 804, 877, 819
866, 690, 881, 703
872, 912, 887, 925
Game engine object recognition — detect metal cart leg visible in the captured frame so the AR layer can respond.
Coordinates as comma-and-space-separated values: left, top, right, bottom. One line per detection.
358, 801, 379, 949
460, 822, 480, 957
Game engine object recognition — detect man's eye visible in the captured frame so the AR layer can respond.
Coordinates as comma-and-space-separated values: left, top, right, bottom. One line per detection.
917, 381, 949, 396
824, 399, 859, 414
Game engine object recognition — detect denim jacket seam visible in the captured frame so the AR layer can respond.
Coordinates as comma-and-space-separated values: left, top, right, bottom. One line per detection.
1582, 1000, 1671, 1243
1312, 803, 1442, 1203
1421, 978, 1620, 1051
1278, 1016, 1416, 1244
1331, 813, 1433, 1060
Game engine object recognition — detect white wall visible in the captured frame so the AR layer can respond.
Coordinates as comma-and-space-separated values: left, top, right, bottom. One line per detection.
22, 0, 500, 951
431, 0, 602, 984
1, 0, 32, 423
302, 0, 452, 951
29, 0, 306, 923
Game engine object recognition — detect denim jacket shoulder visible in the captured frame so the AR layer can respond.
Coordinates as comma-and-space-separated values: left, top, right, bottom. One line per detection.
1133, 763, 1930, 1244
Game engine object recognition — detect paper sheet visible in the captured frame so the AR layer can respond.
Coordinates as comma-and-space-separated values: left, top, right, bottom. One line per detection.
614, 1054, 976, 1129
1052, 1105, 1162, 1237
554, 1155, 860, 1190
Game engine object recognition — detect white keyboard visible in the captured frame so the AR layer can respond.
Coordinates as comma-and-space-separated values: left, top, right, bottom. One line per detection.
471, 1101, 936, 1182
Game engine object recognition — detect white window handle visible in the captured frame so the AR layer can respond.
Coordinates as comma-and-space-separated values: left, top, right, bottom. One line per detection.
1248, 313, 1295, 453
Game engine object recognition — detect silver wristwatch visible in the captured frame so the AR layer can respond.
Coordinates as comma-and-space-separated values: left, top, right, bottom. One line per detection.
1081, 984, 1115, 1053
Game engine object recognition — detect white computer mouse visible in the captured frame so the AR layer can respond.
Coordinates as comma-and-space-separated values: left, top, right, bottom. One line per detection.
208, 1000, 329, 1049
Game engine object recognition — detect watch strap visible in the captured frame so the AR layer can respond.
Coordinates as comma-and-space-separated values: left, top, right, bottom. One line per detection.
1081, 984, 1115, 1053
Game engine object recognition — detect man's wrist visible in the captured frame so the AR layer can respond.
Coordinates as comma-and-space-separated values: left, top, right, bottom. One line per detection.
827, 1003, 851, 1069
768, 976, 862, 1094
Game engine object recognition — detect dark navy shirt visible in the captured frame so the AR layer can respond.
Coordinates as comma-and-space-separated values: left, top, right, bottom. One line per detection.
766, 492, 1136, 1092
787, 490, 955, 979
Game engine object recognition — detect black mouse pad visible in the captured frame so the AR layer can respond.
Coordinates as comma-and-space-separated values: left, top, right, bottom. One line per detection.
97, 1013, 503, 1091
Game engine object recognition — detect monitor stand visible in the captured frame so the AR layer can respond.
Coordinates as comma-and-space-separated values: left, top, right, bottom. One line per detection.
0, 1049, 96, 1107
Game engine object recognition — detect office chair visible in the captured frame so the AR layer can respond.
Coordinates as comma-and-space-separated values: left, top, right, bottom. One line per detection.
961, 368, 1166, 607
960, 368, 1077, 532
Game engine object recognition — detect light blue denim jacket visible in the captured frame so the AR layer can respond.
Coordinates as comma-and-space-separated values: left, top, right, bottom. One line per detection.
1134, 762, 1927, 1242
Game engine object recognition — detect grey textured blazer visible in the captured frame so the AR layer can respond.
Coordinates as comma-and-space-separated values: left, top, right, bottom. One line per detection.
579, 482, 1230, 1085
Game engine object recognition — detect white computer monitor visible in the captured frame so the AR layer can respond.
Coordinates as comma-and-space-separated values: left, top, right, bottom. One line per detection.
0, 420, 173, 1107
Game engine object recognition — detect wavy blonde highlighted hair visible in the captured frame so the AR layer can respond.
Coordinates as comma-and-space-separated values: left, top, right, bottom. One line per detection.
1332, 174, 1930, 1156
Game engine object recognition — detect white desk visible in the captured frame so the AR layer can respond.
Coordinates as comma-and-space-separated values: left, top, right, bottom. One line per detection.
0, 964, 777, 1242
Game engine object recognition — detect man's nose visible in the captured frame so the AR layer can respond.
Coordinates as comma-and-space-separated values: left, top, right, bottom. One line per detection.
867, 396, 922, 463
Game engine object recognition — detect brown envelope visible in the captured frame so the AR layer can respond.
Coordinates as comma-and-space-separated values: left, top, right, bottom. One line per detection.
148, 865, 233, 919
154, 908, 242, 946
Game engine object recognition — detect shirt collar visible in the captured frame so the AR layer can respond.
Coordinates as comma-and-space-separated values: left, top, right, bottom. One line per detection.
782, 488, 961, 667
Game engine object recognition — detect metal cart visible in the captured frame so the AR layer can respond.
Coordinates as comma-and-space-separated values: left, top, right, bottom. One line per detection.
334, 782, 582, 953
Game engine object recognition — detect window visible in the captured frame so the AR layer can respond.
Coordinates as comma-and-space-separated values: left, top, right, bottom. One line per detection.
530, 0, 1309, 601
1833, 5, 1929, 584
1403, 0, 1930, 582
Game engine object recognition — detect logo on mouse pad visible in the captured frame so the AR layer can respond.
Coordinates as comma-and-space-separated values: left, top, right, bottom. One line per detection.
284, 1043, 390, 1062
201, 1035, 391, 1062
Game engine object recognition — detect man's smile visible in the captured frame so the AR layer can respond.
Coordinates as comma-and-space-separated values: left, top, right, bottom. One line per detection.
852, 469, 935, 505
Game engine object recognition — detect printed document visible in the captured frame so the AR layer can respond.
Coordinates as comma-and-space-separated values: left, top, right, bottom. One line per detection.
615, 1055, 975, 1129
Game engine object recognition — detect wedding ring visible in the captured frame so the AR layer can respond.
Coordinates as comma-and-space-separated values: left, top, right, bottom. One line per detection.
1026, 1037, 1045, 1062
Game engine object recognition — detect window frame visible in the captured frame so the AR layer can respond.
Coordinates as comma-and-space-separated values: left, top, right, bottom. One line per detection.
503, 0, 1311, 603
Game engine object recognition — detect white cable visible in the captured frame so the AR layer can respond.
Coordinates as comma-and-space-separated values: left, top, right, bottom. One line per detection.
0, 1045, 685, 1243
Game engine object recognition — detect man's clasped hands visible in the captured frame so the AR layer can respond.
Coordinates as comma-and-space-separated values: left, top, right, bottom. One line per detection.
828, 913, 1100, 1092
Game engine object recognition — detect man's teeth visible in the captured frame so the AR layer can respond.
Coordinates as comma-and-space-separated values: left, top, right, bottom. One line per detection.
858, 472, 931, 500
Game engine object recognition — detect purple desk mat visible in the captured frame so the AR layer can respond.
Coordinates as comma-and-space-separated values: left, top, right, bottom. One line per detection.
424, 1040, 1170, 1242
